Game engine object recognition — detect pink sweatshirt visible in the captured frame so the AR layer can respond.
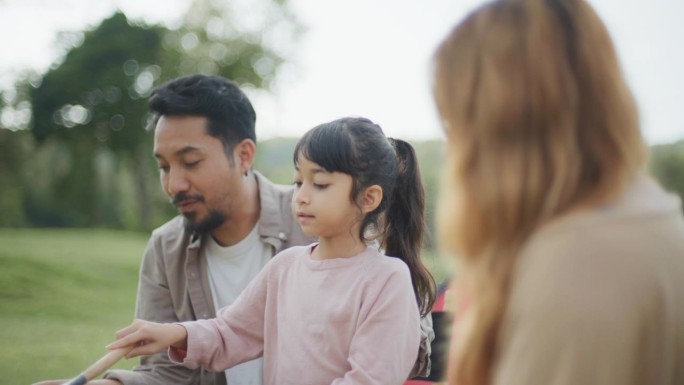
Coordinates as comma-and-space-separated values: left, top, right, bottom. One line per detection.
170, 244, 421, 385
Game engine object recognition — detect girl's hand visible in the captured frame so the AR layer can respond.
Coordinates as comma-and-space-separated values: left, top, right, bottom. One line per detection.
106, 319, 188, 359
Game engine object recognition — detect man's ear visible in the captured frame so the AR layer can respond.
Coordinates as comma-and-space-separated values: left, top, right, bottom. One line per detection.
360, 185, 383, 214
234, 139, 256, 174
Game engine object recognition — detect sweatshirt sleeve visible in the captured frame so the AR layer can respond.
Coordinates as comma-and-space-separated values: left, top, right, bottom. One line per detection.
171, 260, 272, 372
332, 262, 421, 385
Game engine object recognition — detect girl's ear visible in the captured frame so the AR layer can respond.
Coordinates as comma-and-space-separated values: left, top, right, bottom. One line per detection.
360, 185, 383, 214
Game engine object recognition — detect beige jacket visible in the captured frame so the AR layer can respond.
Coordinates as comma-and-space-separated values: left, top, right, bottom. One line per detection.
494, 175, 684, 385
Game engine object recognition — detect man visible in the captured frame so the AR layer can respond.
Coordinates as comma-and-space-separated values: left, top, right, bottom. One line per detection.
36, 74, 432, 385
106, 74, 314, 385
35, 74, 311, 385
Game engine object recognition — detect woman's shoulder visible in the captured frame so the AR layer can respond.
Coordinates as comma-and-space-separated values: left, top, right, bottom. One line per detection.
512, 204, 684, 324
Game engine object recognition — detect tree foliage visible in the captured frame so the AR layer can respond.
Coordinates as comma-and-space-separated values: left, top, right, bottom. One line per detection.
29, 13, 164, 227
0, 129, 32, 226
20, 0, 301, 230
159, 0, 301, 88
31, 13, 163, 147
649, 139, 684, 210
4, 0, 682, 236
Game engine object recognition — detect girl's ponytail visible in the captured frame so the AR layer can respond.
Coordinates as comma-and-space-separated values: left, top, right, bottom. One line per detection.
294, 118, 436, 317
384, 138, 436, 317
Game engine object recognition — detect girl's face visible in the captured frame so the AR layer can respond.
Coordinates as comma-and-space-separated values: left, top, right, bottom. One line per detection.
292, 155, 361, 240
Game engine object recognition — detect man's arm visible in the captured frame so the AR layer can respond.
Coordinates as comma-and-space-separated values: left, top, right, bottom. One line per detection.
104, 234, 205, 385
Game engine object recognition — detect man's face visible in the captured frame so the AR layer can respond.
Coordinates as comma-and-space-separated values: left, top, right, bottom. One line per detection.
153, 115, 243, 234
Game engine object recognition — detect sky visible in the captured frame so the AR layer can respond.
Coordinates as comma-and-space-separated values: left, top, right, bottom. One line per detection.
0, 0, 682, 144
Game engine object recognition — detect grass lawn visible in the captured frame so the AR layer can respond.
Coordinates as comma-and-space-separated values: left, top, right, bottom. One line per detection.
0, 228, 452, 384
0, 228, 147, 384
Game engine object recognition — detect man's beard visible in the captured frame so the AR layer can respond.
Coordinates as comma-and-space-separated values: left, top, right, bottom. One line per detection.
172, 192, 227, 235
182, 209, 226, 235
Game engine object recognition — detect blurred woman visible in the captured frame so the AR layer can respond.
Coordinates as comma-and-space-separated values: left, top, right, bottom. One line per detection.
432, 0, 684, 384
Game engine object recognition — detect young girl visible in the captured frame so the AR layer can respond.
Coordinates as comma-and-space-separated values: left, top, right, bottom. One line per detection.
108, 117, 436, 385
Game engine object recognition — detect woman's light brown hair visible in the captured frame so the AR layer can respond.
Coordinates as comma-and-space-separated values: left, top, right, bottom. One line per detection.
432, 0, 646, 384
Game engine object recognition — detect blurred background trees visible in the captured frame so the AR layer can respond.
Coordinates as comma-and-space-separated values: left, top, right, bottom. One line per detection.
0, 0, 682, 240
0, 0, 302, 231
649, 139, 684, 202
29, 12, 164, 228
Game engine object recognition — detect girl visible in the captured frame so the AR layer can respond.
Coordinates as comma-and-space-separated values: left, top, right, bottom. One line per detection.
108, 117, 436, 385
432, 0, 684, 384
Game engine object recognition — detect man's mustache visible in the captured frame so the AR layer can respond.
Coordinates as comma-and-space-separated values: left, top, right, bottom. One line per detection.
171, 193, 205, 206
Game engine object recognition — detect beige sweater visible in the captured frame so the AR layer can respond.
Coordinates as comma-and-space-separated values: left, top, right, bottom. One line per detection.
494, 176, 684, 385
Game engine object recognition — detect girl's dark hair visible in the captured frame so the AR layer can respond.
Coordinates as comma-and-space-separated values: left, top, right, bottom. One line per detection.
293, 117, 436, 316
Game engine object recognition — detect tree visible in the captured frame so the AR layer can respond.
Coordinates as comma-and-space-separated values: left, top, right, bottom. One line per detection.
0, 130, 32, 226
27, 0, 301, 229
158, 0, 302, 88
650, 139, 684, 211
0, 74, 38, 226
30, 12, 164, 228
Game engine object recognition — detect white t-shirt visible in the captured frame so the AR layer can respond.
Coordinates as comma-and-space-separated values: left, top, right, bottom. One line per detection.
204, 225, 272, 385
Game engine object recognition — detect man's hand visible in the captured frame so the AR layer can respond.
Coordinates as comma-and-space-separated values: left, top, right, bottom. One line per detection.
106, 319, 188, 359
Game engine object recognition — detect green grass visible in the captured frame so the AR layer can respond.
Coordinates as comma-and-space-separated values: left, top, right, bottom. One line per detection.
0, 228, 147, 383
0, 228, 452, 384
